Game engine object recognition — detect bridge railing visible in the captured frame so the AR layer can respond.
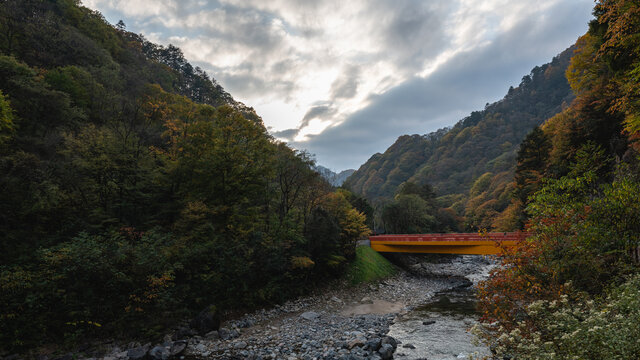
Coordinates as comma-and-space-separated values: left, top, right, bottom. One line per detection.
370, 232, 529, 242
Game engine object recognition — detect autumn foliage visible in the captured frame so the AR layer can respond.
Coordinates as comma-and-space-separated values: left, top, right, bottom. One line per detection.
477, 1, 640, 355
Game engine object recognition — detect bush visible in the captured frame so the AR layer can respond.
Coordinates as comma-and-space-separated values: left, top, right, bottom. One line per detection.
473, 274, 640, 359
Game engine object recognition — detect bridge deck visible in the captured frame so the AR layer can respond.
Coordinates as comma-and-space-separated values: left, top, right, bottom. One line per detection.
369, 232, 527, 255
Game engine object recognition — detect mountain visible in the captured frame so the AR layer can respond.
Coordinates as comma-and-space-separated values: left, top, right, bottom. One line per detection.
316, 165, 356, 186
344, 47, 575, 229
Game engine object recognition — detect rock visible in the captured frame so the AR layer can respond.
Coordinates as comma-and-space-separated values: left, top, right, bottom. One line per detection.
113, 350, 128, 359
348, 337, 366, 349
381, 336, 397, 350
218, 327, 239, 340
402, 343, 416, 349
331, 296, 342, 303
190, 305, 220, 335
454, 278, 473, 289
300, 311, 320, 320
378, 344, 394, 360
360, 297, 372, 304
168, 341, 186, 357
235, 318, 255, 328
228, 329, 240, 339
148, 346, 169, 360
193, 343, 207, 354
233, 341, 248, 349
204, 330, 219, 340
422, 320, 436, 325
126, 344, 150, 360
365, 338, 382, 351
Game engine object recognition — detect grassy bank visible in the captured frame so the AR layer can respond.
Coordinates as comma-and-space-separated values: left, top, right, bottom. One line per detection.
347, 246, 397, 284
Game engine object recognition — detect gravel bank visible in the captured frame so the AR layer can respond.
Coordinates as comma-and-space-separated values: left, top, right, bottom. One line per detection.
182, 259, 482, 359
91, 255, 493, 360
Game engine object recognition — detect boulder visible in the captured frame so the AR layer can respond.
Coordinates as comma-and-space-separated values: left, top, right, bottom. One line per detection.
381, 336, 397, 350
300, 311, 320, 321
126, 344, 150, 360
378, 343, 394, 360
365, 338, 382, 351
233, 341, 247, 349
348, 337, 366, 349
218, 327, 240, 340
148, 346, 169, 360
169, 341, 187, 357
204, 330, 219, 340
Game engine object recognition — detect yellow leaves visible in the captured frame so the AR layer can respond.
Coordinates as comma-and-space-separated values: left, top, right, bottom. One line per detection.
319, 191, 371, 241
291, 256, 315, 269
0, 90, 15, 147
566, 34, 600, 95
65, 320, 102, 327
341, 208, 371, 240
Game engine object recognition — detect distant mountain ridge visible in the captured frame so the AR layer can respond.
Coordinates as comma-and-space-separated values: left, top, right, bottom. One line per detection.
344, 47, 575, 228
315, 166, 356, 187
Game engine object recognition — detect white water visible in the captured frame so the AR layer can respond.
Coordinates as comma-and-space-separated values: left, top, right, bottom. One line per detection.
387, 256, 494, 360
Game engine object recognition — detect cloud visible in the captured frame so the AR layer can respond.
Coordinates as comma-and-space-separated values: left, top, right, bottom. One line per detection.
294, 0, 594, 170
301, 104, 335, 127
330, 65, 360, 99
83, 0, 594, 170
272, 128, 299, 141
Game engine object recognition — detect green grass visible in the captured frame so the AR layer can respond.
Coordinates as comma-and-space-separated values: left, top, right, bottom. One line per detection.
347, 246, 397, 285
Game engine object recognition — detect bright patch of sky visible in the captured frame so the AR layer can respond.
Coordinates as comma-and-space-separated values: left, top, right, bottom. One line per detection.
83, 0, 594, 170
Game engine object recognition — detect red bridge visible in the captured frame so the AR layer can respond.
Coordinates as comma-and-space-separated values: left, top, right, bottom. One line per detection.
369, 232, 528, 255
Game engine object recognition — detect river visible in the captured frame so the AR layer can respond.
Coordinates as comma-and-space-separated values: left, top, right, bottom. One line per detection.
388, 255, 494, 359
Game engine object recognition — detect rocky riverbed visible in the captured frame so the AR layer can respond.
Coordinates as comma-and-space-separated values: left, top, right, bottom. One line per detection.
73, 254, 494, 360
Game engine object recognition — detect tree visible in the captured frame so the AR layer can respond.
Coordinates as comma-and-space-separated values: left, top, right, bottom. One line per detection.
514, 127, 550, 205
273, 143, 316, 223
0, 90, 14, 148
173, 105, 273, 233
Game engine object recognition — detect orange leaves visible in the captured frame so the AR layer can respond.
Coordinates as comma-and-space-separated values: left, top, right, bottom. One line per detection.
477, 230, 567, 330
127, 271, 175, 313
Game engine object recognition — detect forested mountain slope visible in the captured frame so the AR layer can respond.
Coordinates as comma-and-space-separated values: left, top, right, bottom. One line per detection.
0, 0, 370, 350
345, 47, 574, 229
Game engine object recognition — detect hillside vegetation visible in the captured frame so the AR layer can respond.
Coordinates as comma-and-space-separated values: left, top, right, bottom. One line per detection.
475, 1, 640, 358
0, 0, 371, 351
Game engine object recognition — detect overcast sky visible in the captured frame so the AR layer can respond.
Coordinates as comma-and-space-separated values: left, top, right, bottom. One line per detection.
83, 0, 594, 171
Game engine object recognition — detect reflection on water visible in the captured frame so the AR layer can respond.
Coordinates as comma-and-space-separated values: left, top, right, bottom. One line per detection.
388, 286, 490, 360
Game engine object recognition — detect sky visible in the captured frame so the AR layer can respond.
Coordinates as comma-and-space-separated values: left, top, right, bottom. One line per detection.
83, 0, 595, 171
